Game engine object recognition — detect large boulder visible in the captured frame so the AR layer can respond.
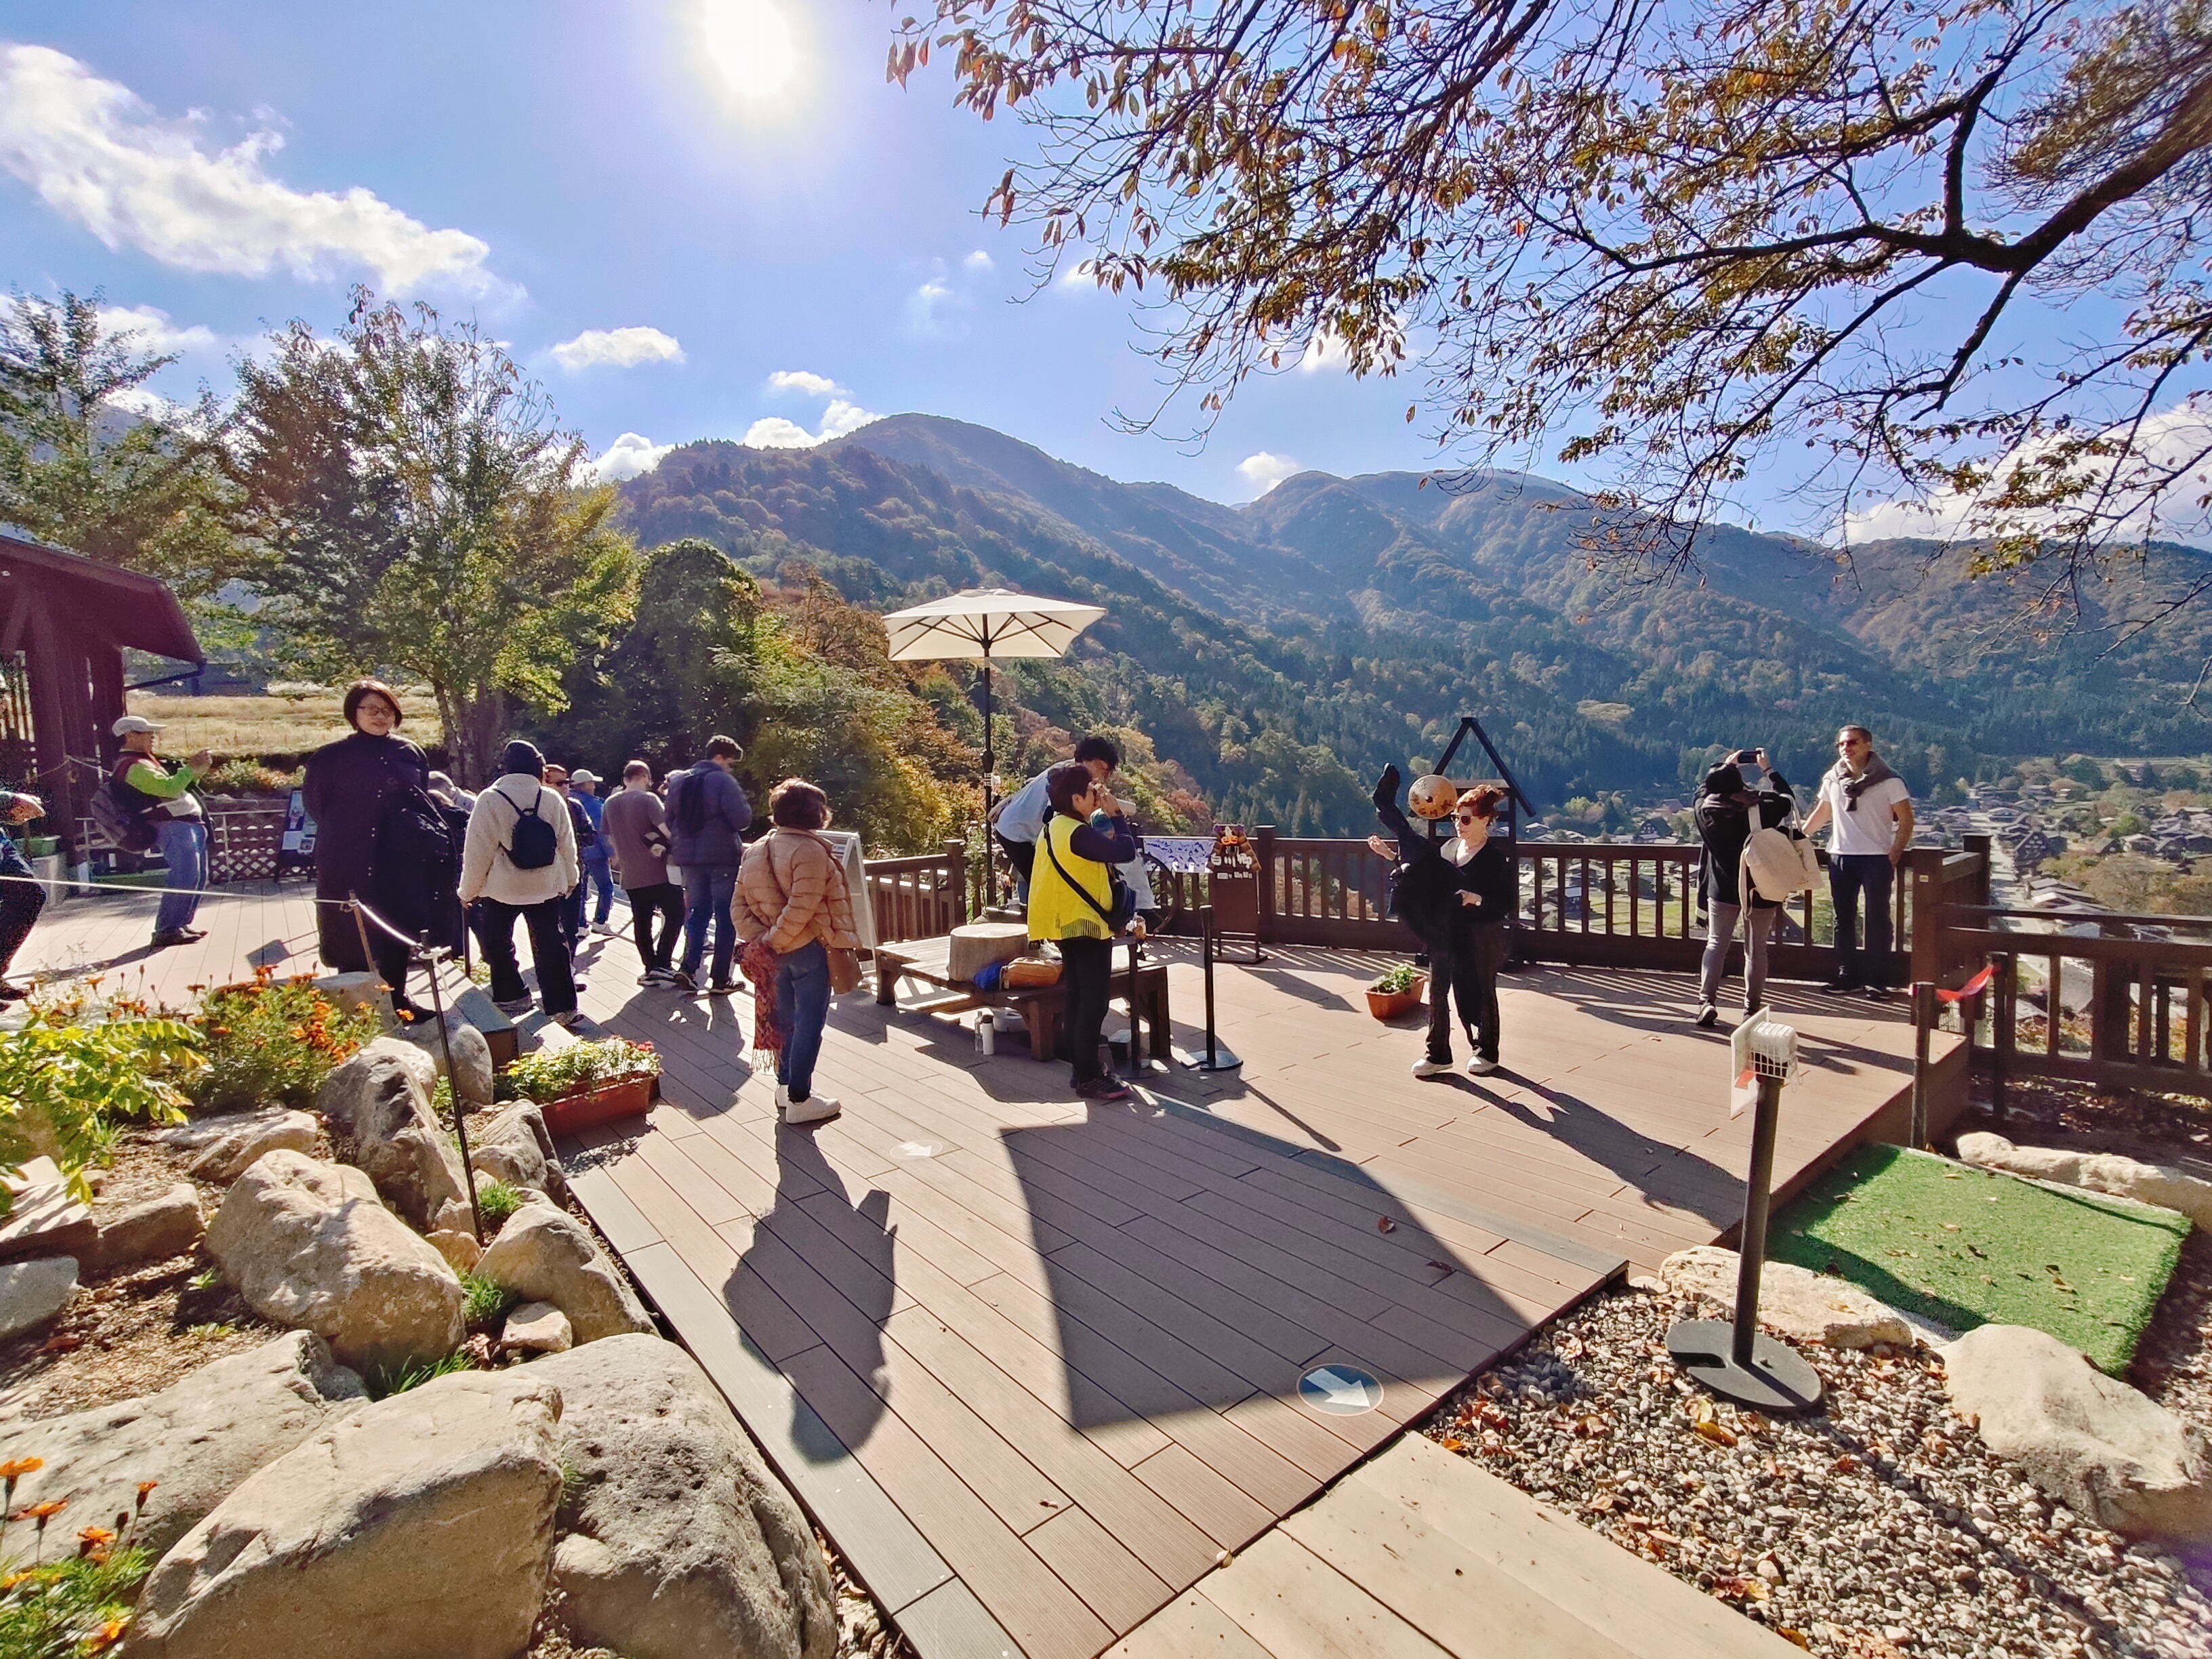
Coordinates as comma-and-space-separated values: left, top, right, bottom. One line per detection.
155, 1108, 319, 1183
1943, 1323, 2212, 1541
129, 1370, 564, 1659
1660, 1245, 1915, 1349
470, 1102, 569, 1204
81, 1183, 203, 1272
1957, 1132, 2212, 1231
477, 1202, 653, 1344
318, 1038, 472, 1232
0, 1256, 77, 1340
5, 1331, 363, 1559
205, 1151, 465, 1374
533, 1336, 836, 1659
401, 1010, 496, 1108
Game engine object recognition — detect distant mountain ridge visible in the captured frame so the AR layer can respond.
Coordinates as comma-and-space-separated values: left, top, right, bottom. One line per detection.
611, 413, 2212, 832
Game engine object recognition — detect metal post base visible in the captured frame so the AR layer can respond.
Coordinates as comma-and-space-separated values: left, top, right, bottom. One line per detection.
1173, 1044, 1242, 1071
1665, 1319, 1824, 1415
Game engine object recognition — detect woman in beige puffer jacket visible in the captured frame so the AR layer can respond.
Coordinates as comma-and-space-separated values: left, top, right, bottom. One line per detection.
735, 779, 859, 1122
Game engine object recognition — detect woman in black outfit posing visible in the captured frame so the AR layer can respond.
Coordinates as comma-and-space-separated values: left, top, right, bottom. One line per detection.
302, 679, 429, 1004
1371, 768, 1517, 1076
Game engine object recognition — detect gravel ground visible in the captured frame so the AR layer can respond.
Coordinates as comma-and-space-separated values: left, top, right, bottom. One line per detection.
1422, 1284, 2212, 1659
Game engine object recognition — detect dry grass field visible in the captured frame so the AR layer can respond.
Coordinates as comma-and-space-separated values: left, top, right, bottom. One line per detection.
125, 692, 353, 762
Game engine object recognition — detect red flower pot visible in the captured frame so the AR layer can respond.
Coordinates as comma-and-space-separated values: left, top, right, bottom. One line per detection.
537, 1072, 655, 1136
1366, 979, 1427, 1021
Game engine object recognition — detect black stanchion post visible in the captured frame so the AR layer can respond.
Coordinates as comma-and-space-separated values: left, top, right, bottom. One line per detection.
1667, 1016, 1823, 1414
1910, 979, 1936, 1147
1176, 903, 1241, 1071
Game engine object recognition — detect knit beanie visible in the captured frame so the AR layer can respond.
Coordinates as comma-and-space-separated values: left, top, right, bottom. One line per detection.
499, 739, 545, 778
1700, 763, 1745, 798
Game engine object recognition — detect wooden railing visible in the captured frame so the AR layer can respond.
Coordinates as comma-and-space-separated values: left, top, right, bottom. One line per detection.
75, 795, 290, 885
864, 840, 968, 945
1928, 906, 2212, 1103
1153, 827, 1946, 983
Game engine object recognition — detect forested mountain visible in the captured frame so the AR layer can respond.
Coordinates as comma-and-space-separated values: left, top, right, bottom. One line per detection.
613, 413, 2212, 834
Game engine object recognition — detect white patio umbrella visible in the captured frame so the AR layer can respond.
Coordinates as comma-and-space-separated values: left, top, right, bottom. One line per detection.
883, 588, 1105, 810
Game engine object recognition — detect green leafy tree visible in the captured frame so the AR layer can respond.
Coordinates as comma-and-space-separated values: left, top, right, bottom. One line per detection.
896, 0, 2212, 601
0, 290, 241, 602
230, 291, 639, 783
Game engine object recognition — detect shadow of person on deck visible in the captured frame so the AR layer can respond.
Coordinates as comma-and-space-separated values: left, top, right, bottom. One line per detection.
731, 1115, 895, 1460
1486, 1074, 1746, 1228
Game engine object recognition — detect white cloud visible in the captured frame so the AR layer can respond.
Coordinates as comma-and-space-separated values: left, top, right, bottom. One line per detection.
0, 44, 502, 296
96, 302, 218, 356
106, 384, 186, 422
766, 369, 840, 396
583, 432, 674, 483
548, 325, 684, 371
962, 249, 994, 276
743, 397, 880, 449
1296, 328, 1351, 374
1845, 401, 2212, 546
904, 270, 958, 337
1058, 259, 1098, 289
1237, 451, 1303, 496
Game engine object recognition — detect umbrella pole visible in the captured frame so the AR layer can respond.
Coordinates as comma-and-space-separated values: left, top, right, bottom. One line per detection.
980, 644, 996, 815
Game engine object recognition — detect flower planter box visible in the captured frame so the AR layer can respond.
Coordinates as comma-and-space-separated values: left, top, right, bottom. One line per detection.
1366, 978, 1427, 1021
537, 1072, 655, 1136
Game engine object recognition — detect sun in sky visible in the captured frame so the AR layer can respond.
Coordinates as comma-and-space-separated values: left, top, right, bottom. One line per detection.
702, 0, 796, 97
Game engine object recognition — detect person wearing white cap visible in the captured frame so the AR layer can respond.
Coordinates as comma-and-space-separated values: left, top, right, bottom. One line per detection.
111, 714, 213, 948
569, 769, 617, 937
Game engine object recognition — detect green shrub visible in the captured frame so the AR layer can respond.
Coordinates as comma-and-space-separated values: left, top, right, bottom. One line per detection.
199, 758, 303, 796
475, 1180, 524, 1228
189, 972, 384, 1113
0, 1002, 201, 1209
365, 1351, 474, 1399
1372, 963, 1423, 996
504, 1038, 660, 1103
459, 1270, 514, 1332
0, 1544, 151, 1656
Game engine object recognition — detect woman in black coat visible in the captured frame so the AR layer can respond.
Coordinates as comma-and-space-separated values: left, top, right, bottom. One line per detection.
303, 680, 428, 994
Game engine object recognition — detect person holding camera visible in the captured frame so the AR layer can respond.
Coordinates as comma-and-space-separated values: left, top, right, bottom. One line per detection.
1368, 771, 1515, 1076
1027, 761, 1143, 1101
1694, 749, 1794, 1027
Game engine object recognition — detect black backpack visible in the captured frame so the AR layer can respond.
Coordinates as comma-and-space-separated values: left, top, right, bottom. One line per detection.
500, 785, 559, 870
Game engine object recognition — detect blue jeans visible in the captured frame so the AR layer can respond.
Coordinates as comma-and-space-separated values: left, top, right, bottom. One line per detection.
681, 865, 739, 984
581, 846, 614, 923
1828, 853, 1896, 987
774, 941, 830, 1100
154, 817, 207, 936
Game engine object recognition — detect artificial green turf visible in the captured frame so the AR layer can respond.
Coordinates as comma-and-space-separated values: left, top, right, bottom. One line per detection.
1767, 1143, 2188, 1374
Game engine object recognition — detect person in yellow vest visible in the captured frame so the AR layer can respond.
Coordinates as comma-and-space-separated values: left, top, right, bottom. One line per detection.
1027, 760, 1144, 1101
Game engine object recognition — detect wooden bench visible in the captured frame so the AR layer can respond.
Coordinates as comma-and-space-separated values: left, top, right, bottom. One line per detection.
873, 935, 1171, 1065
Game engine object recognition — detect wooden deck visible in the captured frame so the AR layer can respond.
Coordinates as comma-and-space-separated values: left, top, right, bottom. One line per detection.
16, 883, 1947, 1659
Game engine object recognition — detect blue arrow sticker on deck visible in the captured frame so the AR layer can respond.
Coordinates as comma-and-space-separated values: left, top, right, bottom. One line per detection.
1299, 1366, 1382, 1415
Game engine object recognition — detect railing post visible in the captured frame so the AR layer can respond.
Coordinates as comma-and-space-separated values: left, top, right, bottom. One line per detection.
1254, 826, 1277, 943
1909, 980, 1936, 1148
943, 838, 968, 929
1963, 832, 1992, 909
1909, 846, 1943, 987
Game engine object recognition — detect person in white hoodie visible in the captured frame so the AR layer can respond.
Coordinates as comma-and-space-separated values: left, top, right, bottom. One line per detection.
461, 739, 581, 1025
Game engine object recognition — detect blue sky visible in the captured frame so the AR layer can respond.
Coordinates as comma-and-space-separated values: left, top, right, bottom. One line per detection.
0, 1, 1442, 505
1, 3, 2201, 546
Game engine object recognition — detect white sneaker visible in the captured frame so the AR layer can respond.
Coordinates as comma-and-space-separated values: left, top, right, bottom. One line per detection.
1467, 1055, 1499, 1076
783, 1090, 841, 1125
592, 922, 620, 937
774, 1082, 791, 1114
1410, 1057, 1454, 1078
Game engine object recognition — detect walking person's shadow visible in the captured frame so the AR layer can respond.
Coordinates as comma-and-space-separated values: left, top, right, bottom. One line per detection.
732, 1117, 896, 1458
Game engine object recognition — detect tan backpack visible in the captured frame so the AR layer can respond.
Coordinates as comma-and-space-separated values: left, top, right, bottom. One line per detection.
1741, 825, 1821, 903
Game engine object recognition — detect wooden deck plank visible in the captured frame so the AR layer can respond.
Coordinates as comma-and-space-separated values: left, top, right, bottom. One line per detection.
1025, 1504, 1176, 1635
1103, 1589, 1274, 1659
1195, 1530, 1452, 1659
779, 1342, 1115, 1659
1127, 1441, 1275, 1553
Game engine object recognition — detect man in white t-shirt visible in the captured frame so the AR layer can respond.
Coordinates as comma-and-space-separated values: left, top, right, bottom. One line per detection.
1801, 724, 1914, 998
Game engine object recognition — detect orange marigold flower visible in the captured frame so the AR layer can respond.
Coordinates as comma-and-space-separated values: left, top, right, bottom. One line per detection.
136, 1481, 158, 1504
17, 1499, 66, 1522
0, 1458, 44, 1481
86, 1615, 128, 1649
